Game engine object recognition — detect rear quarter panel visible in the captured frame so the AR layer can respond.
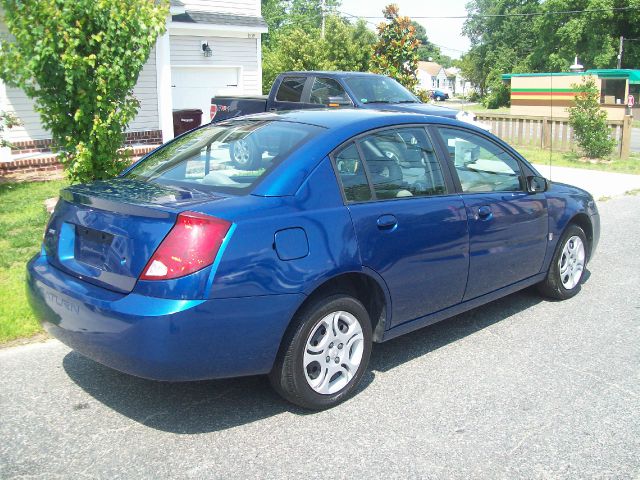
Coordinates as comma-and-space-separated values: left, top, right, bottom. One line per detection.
198, 158, 362, 299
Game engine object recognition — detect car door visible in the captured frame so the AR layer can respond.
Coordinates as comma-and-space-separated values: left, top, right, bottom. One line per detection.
332, 127, 469, 327
434, 126, 548, 301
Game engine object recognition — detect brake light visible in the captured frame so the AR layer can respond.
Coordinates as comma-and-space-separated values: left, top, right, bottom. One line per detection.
140, 211, 231, 281
210, 104, 217, 120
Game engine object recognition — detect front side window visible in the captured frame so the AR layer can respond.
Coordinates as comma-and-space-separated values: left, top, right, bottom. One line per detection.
436, 127, 523, 193
357, 128, 447, 199
310, 77, 350, 106
275, 77, 306, 102
126, 120, 321, 193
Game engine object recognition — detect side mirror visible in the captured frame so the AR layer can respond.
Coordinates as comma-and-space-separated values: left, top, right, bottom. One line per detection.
527, 175, 548, 193
327, 96, 352, 107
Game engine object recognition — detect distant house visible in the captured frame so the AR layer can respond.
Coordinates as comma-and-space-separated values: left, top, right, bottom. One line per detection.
417, 61, 449, 93
0, 0, 267, 162
502, 69, 640, 120
417, 61, 469, 96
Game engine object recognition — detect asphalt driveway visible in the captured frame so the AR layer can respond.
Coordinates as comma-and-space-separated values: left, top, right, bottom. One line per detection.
1, 196, 639, 479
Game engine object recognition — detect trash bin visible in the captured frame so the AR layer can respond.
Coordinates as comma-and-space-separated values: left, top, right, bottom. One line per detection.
172, 109, 203, 136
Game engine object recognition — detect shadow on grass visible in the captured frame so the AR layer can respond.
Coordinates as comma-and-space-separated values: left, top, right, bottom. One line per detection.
64, 286, 554, 434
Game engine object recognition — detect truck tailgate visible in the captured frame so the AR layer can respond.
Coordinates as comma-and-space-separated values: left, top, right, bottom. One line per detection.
211, 96, 268, 122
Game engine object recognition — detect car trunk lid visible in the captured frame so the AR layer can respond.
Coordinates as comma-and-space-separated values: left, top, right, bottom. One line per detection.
44, 178, 226, 293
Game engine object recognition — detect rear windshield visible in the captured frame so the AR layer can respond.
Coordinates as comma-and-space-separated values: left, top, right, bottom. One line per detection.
125, 119, 322, 194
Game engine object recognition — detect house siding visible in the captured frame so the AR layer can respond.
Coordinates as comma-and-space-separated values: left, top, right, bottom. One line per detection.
129, 46, 160, 132
179, 0, 259, 16
0, 40, 159, 143
170, 35, 260, 94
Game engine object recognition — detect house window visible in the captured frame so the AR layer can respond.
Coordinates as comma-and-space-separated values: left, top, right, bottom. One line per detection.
600, 79, 626, 105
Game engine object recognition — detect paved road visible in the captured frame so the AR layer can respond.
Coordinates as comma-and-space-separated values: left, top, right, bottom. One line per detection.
1, 197, 639, 479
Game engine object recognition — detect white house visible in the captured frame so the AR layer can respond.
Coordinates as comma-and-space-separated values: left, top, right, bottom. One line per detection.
417, 62, 471, 97
0, 0, 267, 161
417, 61, 450, 93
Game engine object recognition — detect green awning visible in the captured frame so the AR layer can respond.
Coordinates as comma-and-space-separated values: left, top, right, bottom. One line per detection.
586, 69, 640, 84
502, 69, 640, 84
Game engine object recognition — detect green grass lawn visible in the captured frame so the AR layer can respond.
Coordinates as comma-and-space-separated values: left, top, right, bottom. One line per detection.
0, 180, 67, 343
515, 148, 640, 175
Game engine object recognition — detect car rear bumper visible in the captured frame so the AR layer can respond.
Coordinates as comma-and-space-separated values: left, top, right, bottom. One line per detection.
27, 253, 304, 381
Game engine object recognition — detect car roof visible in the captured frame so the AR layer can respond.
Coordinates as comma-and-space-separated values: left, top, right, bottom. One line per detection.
232, 108, 456, 131
280, 71, 386, 78
236, 109, 494, 197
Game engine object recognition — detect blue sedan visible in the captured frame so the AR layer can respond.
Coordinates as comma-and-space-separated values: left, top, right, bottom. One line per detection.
431, 89, 449, 101
27, 110, 599, 410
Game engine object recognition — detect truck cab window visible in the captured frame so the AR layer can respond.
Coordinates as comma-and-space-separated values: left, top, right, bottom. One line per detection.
276, 77, 306, 102
310, 77, 350, 106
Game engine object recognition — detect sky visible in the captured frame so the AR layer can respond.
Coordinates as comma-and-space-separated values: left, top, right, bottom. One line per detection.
338, 0, 471, 59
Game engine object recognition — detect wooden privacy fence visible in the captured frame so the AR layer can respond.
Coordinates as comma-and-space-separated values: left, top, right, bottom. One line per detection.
474, 113, 633, 159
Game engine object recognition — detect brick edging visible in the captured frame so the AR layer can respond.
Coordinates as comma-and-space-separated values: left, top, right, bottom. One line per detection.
0, 145, 160, 176
9, 130, 163, 155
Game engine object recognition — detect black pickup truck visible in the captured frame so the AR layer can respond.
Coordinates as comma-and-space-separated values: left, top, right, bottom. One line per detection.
209, 71, 483, 169
210, 71, 479, 122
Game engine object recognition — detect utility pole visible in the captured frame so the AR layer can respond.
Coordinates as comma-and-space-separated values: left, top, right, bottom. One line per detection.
617, 36, 624, 69
321, 0, 326, 38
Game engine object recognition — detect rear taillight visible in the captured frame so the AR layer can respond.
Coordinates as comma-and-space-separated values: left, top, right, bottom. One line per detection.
140, 211, 231, 281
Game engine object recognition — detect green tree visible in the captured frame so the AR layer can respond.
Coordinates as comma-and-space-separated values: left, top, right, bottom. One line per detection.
261, 15, 375, 93
371, 4, 420, 92
462, 0, 640, 98
411, 21, 454, 67
527, 0, 640, 71
463, 0, 538, 103
0, 0, 168, 183
261, 0, 289, 47
568, 77, 616, 158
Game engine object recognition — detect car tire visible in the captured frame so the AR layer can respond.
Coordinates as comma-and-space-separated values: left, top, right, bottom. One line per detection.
269, 294, 372, 410
230, 138, 260, 170
538, 224, 588, 300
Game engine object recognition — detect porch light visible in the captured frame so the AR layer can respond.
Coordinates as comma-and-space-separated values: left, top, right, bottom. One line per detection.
202, 42, 212, 57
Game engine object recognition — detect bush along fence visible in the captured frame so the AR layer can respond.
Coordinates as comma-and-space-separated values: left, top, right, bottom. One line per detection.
474, 113, 633, 159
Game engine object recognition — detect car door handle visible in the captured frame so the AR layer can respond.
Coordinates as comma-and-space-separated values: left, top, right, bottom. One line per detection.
476, 205, 492, 220
376, 214, 398, 230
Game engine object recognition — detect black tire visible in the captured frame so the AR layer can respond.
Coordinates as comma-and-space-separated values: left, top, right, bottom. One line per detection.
538, 224, 588, 300
230, 138, 261, 170
269, 294, 373, 410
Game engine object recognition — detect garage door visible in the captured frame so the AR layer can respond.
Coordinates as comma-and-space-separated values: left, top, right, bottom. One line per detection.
172, 67, 240, 121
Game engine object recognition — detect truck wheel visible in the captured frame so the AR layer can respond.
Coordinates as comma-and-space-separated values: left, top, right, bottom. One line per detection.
230, 138, 260, 170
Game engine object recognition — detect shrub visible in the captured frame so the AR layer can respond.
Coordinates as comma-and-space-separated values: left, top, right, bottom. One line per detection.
0, 0, 169, 183
0, 111, 20, 148
568, 77, 616, 159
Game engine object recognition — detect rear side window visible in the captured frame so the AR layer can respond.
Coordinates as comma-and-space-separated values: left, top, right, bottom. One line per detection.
126, 119, 322, 194
358, 128, 447, 199
334, 143, 372, 202
276, 77, 306, 102
310, 77, 350, 106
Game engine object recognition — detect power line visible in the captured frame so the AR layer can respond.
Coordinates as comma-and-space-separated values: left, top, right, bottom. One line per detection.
350, 6, 639, 20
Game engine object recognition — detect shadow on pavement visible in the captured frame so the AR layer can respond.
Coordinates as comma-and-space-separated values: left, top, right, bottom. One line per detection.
64, 286, 546, 434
